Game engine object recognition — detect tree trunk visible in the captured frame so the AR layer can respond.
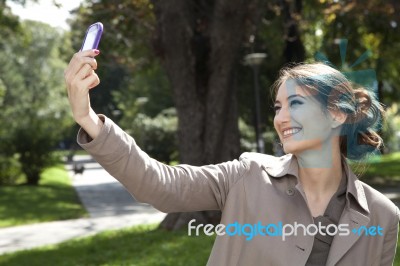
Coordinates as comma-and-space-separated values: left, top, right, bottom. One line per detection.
281, 0, 305, 63
25, 169, 40, 186
151, 0, 254, 230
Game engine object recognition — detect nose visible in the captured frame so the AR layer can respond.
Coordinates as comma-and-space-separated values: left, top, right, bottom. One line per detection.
274, 105, 292, 126
274, 105, 293, 138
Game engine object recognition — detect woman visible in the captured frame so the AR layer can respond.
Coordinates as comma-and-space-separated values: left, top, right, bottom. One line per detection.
64, 49, 399, 265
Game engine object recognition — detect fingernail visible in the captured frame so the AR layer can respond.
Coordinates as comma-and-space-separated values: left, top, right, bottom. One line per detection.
94, 49, 100, 55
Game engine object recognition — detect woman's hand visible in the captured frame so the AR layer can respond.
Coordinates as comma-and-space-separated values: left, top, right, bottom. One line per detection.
64, 49, 103, 139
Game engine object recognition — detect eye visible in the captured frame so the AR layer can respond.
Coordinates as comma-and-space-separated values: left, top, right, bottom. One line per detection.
290, 100, 303, 107
273, 100, 303, 113
273, 105, 281, 113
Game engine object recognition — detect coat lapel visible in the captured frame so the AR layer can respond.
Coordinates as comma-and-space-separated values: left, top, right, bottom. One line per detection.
325, 208, 370, 265
326, 160, 371, 265
261, 153, 372, 265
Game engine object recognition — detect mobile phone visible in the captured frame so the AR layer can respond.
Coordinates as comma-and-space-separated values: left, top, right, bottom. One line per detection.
80, 22, 103, 52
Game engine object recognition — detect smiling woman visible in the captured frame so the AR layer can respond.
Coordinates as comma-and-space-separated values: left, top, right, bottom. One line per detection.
64, 50, 400, 265
272, 63, 384, 162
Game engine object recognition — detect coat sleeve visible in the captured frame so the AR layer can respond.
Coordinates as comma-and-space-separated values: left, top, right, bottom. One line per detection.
378, 206, 400, 266
77, 115, 249, 213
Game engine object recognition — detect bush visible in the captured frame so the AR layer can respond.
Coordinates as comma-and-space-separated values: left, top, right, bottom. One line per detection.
0, 155, 22, 185
128, 108, 179, 164
239, 118, 277, 155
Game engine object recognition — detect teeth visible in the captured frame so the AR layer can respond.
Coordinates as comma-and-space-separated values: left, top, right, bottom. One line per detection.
283, 128, 301, 136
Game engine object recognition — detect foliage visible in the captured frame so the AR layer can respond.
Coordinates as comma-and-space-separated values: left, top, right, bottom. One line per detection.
0, 223, 216, 265
0, 1, 21, 46
0, 164, 87, 228
0, 155, 22, 185
239, 118, 258, 152
239, 118, 277, 155
381, 104, 400, 152
124, 108, 178, 164
68, 0, 168, 121
0, 20, 74, 185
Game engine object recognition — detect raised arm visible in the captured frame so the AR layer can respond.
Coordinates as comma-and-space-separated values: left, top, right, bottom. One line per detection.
64, 51, 248, 213
64, 49, 103, 139
76, 115, 248, 212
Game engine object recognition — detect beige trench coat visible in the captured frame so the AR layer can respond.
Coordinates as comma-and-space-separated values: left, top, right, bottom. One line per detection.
78, 115, 400, 266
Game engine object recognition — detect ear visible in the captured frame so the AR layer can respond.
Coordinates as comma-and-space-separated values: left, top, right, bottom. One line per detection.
330, 110, 347, 129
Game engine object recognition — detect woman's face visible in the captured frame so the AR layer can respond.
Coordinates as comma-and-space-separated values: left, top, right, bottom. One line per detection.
273, 80, 337, 155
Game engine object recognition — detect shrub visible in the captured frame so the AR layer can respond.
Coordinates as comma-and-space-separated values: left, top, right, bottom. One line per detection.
0, 155, 22, 185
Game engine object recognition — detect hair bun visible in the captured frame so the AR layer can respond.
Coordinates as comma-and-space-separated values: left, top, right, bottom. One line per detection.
348, 87, 384, 159
354, 89, 372, 114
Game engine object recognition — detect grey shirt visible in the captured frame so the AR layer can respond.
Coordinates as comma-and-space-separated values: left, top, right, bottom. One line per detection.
306, 171, 348, 266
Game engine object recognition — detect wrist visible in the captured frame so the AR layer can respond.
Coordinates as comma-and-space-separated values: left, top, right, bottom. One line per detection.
77, 110, 103, 139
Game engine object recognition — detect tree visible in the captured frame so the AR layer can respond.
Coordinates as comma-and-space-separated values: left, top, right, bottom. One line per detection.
150, 0, 258, 228
0, 20, 73, 185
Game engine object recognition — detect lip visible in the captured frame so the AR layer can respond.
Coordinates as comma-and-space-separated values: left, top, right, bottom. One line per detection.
281, 127, 302, 139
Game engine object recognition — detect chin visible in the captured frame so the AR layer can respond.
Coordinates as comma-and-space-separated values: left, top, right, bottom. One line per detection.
282, 143, 301, 155
282, 139, 321, 155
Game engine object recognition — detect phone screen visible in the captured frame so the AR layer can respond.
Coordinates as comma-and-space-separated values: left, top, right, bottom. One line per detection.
81, 23, 103, 51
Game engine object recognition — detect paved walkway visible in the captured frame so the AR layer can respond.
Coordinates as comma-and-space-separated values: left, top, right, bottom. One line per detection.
69, 155, 162, 218
0, 155, 166, 255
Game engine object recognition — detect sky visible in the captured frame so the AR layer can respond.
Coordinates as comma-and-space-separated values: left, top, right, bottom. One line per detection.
8, 0, 82, 30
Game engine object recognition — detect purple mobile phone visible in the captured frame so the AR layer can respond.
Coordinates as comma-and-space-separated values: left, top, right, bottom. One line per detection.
80, 22, 103, 51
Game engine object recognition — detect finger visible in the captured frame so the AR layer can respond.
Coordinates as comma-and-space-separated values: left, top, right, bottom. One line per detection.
78, 64, 94, 80
66, 51, 98, 76
86, 69, 95, 79
67, 72, 97, 97
67, 66, 94, 92
84, 73, 100, 89
79, 49, 100, 58
69, 56, 98, 76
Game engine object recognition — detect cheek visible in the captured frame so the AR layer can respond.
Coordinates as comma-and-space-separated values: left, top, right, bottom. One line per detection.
273, 116, 278, 132
300, 111, 331, 136
292, 105, 324, 124
273, 115, 283, 137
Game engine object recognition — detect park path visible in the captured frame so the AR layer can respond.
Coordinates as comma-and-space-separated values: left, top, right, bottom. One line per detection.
69, 155, 163, 218
0, 155, 166, 255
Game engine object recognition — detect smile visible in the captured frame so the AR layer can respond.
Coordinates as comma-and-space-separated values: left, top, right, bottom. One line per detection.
282, 127, 302, 138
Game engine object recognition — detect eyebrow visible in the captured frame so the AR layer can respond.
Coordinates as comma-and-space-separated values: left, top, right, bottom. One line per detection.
274, 94, 306, 105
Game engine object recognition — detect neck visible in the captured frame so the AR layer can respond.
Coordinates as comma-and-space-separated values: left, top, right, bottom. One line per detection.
295, 137, 343, 199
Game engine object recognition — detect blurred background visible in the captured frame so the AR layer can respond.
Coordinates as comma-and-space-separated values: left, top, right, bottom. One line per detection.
0, 0, 399, 265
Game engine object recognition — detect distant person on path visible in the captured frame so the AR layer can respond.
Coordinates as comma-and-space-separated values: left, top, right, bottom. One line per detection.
64, 49, 399, 265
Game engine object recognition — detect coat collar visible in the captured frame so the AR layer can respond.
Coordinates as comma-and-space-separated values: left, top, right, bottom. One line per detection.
250, 152, 371, 265
258, 153, 369, 214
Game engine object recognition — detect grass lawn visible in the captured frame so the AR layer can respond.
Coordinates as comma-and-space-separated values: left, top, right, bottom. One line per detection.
350, 152, 400, 189
0, 223, 398, 266
0, 223, 215, 266
0, 165, 87, 228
